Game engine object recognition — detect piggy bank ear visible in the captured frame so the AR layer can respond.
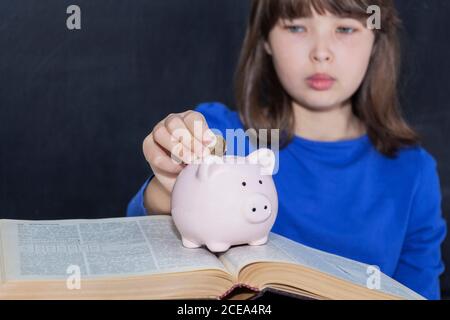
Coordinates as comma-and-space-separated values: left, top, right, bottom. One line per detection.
247, 148, 276, 176
196, 156, 225, 182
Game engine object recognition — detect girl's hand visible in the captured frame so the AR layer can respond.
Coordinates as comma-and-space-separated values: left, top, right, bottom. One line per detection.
143, 111, 215, 193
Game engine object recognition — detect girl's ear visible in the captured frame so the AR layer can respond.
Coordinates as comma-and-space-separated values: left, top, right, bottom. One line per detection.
264, 41, 273, 56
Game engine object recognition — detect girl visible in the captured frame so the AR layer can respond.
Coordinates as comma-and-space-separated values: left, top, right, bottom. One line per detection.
127, 0, 447, 300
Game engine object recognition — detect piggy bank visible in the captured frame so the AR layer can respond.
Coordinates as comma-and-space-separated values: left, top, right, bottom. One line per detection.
171, 148, 278, 252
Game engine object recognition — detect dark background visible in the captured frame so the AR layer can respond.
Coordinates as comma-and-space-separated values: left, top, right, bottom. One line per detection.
0, 0, 449, 297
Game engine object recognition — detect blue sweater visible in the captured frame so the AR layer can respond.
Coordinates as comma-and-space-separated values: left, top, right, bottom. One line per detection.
127, 102, 447, 300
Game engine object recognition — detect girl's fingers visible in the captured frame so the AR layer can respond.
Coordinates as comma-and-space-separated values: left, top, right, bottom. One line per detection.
143, 133, 185, 174
152, 124, 196, 165
183, 111, 217, 150
164, 113, 208, 158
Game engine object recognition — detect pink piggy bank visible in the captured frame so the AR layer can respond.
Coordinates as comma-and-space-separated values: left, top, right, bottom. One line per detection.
171, 148, 278, 252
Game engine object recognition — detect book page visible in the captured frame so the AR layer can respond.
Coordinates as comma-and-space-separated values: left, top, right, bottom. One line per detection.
219, 233, 424, 300
0, 216, 227, 281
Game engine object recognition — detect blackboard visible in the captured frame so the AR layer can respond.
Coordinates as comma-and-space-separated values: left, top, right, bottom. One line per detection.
0, 0, 249, 220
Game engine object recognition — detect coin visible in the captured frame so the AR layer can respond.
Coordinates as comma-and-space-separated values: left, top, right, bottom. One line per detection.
208, 134, 227, 157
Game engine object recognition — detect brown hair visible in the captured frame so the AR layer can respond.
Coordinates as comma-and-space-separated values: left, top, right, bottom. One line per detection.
234, 0, 420, 157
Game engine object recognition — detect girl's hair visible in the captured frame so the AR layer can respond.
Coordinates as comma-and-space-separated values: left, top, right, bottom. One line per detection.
234, 0, 420, 157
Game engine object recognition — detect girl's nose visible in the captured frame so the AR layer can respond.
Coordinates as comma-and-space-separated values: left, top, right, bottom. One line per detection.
313, 53, 331, 62
311, 51, 332, 63
310, 45, 333, 63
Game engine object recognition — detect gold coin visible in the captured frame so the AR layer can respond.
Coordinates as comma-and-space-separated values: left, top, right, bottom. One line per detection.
208, 134, 227, 157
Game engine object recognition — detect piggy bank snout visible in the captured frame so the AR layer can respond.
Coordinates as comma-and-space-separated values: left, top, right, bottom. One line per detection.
243, 193, 273, 224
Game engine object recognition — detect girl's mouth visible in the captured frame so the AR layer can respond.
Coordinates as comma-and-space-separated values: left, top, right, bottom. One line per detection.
306, 74, 336, 91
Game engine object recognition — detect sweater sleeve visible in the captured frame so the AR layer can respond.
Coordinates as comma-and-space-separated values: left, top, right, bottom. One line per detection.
125, 102, 236, 217
126, 176, 154, 217
392, 149, 447, 300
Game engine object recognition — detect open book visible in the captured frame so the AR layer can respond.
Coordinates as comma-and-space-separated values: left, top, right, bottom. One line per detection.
0, 215, 424, 300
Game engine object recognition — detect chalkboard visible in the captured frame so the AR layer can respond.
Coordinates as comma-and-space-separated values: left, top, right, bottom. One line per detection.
394, 0, 450, 296
0, 0, 249, 220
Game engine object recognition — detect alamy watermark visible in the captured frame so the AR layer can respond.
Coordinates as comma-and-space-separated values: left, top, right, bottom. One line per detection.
168, 120, 280, 175
66, 264, 81, 290
367, 5, 381, 30
366, 265, 381, 290
64, 4, 382, 32
66, 5, 81, 30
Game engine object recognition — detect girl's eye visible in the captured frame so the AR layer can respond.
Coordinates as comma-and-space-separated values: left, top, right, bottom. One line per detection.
286, 25, 306, 33
337, 27, 356, 34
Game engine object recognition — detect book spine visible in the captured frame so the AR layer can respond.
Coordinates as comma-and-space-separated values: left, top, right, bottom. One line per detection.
0, 221, 6, 285
219, 283, 260, 300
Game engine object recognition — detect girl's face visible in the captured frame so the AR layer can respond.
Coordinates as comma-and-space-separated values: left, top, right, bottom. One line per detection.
265, 10, 375, 111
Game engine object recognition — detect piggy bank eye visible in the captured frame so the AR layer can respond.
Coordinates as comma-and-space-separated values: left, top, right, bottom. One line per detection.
242, 181, 247, 187
259, 180, 263, 184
